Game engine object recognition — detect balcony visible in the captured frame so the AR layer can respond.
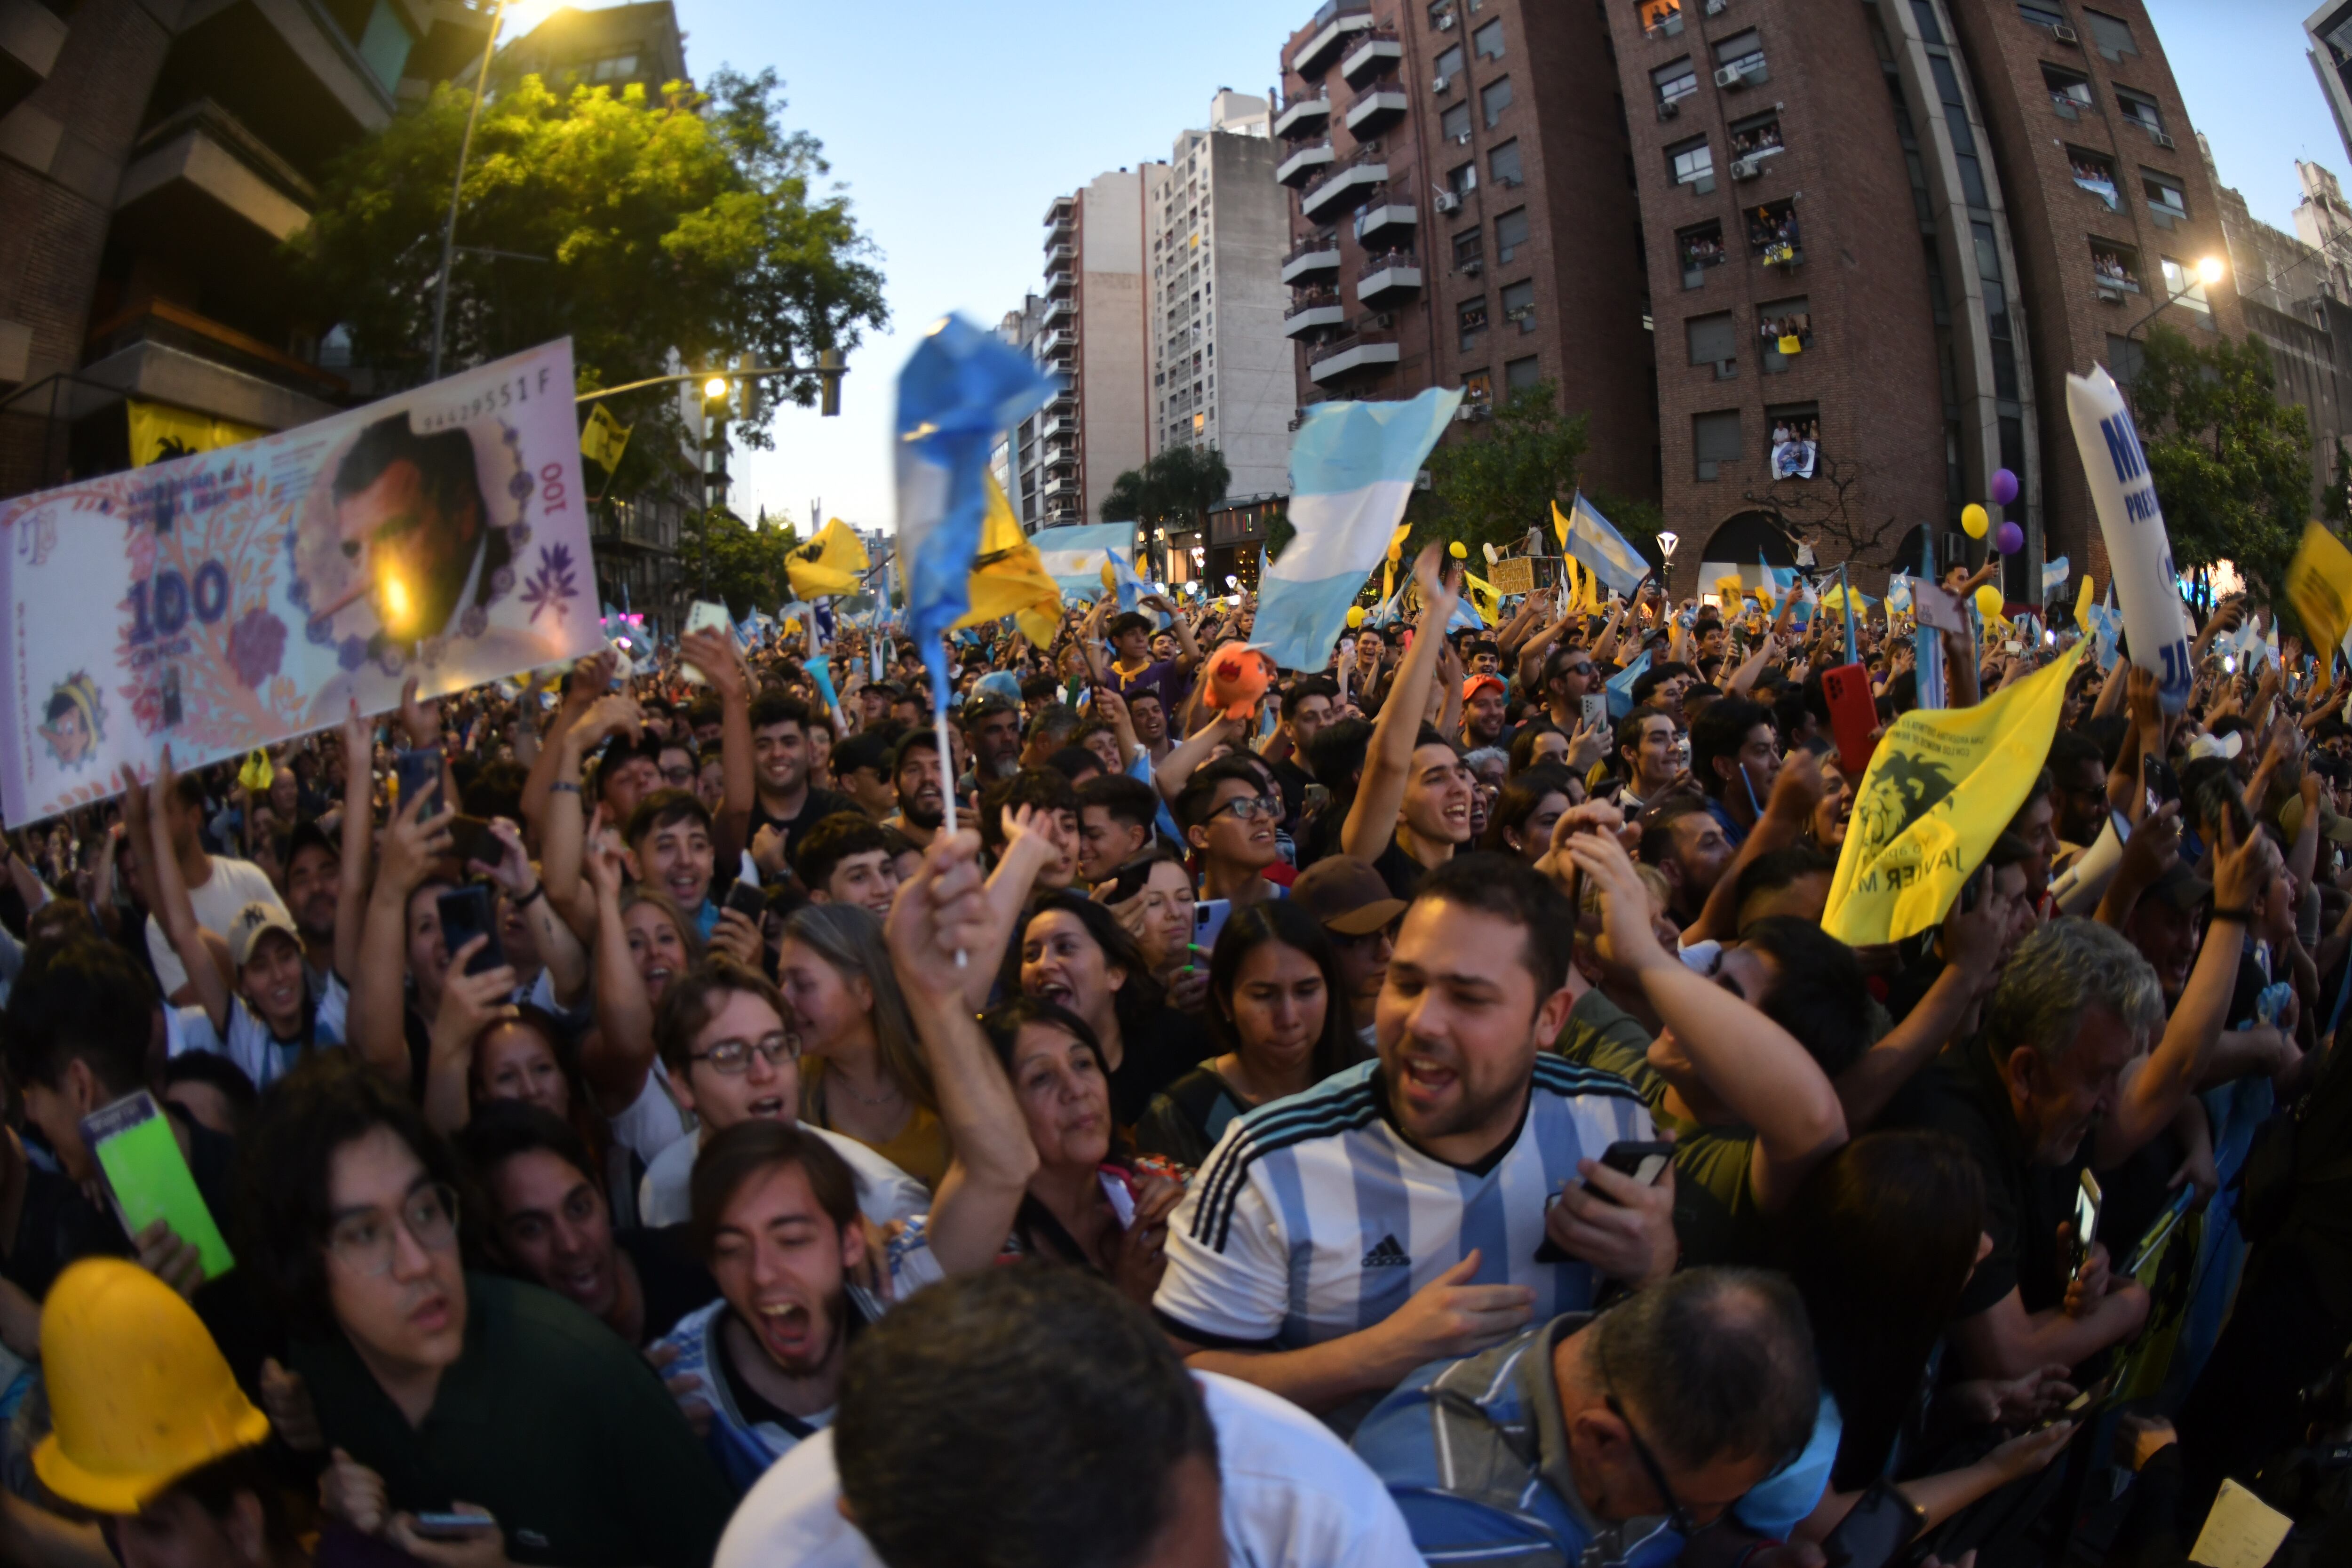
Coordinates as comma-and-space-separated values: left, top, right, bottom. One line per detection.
1345, 82, 1409, 137
1284, 289, 1347, 337
80, 299, 343, 432
1037, 327, 1074, 358
1041, 295, 1073, 326
1046, 264, 1074, 297
1339, 27, 1402, 87
1044, 194, 1074, 236
1353, 192, 1417, 245
1281, 232, 1343, 284
1290, 0, 1373, 79
1300, 148, 1388, 220
1357, 252, 1422, 305
116, 100, 314, 247
1274, 90, 1332, 139
1277, 137, 1336, 188
1041, 473, 1081, 503
1045, 241, 1074, 270
1039, 411, 1075, 442
1308, 329, 1400, 383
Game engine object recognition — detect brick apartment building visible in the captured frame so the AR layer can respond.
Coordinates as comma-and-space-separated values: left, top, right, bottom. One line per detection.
1276, 0, 2243, 603
1273, 0, 1659, 506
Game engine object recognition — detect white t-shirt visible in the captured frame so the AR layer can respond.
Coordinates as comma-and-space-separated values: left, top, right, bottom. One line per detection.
143, 856, 291, 998
638, 1122, 929, 1230
605, 1061, 693, 1168
167, 971, 350, 1090
712, 1372, 1422, 1568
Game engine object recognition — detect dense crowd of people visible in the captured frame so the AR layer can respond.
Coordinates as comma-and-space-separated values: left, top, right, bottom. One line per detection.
7, 544, 2352, 1568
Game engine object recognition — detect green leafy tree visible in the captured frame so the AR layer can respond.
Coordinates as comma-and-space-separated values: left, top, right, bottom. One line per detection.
1404, 381, 1589, 560
286, 67, 886, 496
1103, 446, 1231, 579
682, 509, 799, 620
2130, 324, 2311, 597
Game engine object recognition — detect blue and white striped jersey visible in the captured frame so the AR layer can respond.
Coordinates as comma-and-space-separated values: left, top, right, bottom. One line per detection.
1153, 1058, 1653, 1352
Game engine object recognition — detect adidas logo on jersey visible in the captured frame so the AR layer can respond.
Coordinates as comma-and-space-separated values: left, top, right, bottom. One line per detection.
1361, 1234, 1410, 1268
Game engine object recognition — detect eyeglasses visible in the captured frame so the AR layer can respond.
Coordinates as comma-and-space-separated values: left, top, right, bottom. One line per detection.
691, 1032, 802, 1075
1605, 1393, 1698, 1538
660, 765, 695, 786
327, 1182, 461, 1277
1208, 796, 1276, 824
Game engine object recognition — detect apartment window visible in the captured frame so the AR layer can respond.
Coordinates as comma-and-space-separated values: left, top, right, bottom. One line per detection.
1442, 101, 1473, 142
2083, 8, 2137, 61
1639, 0, 1683, 37
1482, 76, 1514, 127
2043, 64, 2093, 115
2106, 332, 2146, 386
1453, 227, 1485, 271
588, 53, 640, 81
2017, 1, 2066, 25
1473, 18, 1504, 58
1496, 207, 1530, 263
1759, 295, 1812, 372
1667, 135, 1714, 188
1502, 279, 1536, 333
1490, 139, 1523, 188
2115, 88, 2165, 135
1459, 297, 1490, 351
1679, 220, 1725, 285
2145, 170, 2188, 227
1748, 198, 1799, 261
1504, 355, 1542, 393
1435, 43, 1464, 80
2067, 149, 2119, 210
1766, 403, 1820, 478
1654, 58, 1698, 107
1447, 159, 1479, 197
1686, 310, 1739, 367
1693, 410, 1743, 479
1728, 111, 1784, 164
2091, 237, 2142, 293
1714, 30, 1766, 82
2161, 256, 2212, 315
1462, 368, 1494, 405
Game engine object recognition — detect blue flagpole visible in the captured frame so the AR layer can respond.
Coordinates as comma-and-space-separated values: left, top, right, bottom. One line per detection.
1840, 562, 1858, 667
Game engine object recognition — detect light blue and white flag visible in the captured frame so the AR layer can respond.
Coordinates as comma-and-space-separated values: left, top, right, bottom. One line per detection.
1562, 491, 1648, 597
1605, 648, 1652, 722
1255, 389, 1463, 671
1885, 574, 1915, 614
1033, 523, 1140, 599
894, 314, 1058, 701
1108, 541, 1149, 614
2042, 556, 2070, 603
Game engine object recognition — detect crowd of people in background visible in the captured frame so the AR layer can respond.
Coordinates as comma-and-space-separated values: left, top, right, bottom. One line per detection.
6, 546, 2352, 1568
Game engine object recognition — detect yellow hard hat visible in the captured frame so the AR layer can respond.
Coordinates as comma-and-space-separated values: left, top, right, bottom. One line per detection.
33, 1259, 270, 1513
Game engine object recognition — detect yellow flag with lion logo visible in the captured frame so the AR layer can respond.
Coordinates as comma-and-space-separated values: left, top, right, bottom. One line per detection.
1823, 641, 2087, 945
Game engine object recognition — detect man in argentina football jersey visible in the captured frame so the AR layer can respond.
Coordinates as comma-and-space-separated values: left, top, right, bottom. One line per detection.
1154, 852, 1677, 1428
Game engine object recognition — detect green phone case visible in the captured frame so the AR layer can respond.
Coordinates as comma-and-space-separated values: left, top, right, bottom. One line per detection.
83, 1092, 234, 1280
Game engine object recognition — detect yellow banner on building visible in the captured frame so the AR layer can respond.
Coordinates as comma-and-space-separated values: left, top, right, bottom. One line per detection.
2284, 521, 2352, 667
1823, 640, 2087, 945
127, 401, 266, 467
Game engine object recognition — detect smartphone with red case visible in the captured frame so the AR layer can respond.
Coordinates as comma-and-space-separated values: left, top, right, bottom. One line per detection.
1821, 662, 1880, 777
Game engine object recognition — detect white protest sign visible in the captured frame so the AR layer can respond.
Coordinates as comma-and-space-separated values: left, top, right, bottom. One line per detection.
0, 340, 600, 822
2067, 365, 2193, 713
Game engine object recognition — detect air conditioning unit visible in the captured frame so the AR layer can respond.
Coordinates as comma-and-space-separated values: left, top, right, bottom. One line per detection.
1730, 157, 1760, 181
1462, 258, 1483, 275
1658, 97, 1681, 120
1434, 190, 1461, 212
1375, 311, 1396, 327
2152, 129, 2176, 149
1452, 130, 1473, 144
2051, 22, 2079, 43
1705, 0, 1726, 13
1436, 9, 1454, 26
1714, 65, 1747, 88
1433, 73, 1452, 92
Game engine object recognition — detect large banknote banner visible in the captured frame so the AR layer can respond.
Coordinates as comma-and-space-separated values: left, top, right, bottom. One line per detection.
0, 340, 601, 823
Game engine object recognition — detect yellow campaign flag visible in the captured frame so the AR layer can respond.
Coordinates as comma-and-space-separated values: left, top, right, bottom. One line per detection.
1714, 573, 1746, 606
1386, 523, 1411, 562
1561, 553, 1584, 613
2074, 575, 2098, 635
1823, 641, 2088, 945
2285, 522, 2352, 665
1551, 498, 1572, 550
955, 475, 1063, 646
127, 400, 265, 467
237, 748, 274, 793
787, 516, 871, 599
580, 404, 633, 470
1464, 571, 1501, 625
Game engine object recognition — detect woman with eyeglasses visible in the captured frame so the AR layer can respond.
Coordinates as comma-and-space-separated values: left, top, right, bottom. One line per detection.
241, 1053, 738, 1568
1134, 902, 1362, 1168
1013, 893, 1197, 1129
775, 902, 950, 1188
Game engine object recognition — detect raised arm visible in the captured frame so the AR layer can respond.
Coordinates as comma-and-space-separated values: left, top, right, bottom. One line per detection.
520, 651, 614, 849
1342, 543, 1457, 861
540, 695, 642, 939
1152, 713, 1245, 804
1569, 832, 1845, 1210
348, 781, 453, 1084
334, 700, 374, 984
682, 627, 755, 876
581, 843, 657, 1113
126, 755, 232, 1037
887, 826, 1038, 1275
1144, 593, 1201, 673
1680, 750, 1824, 946
958, 807, 1059, 1011
1836, 879, 2002, 1130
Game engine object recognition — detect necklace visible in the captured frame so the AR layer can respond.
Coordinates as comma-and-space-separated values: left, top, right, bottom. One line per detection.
829, 1066, 904, 1108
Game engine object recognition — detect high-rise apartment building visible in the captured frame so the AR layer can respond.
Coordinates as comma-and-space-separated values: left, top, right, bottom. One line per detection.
1022, 168, 1165, 529
1272, 0, 1658, 504
2310, 2, 2352, 169
1148, 90, 1292, 503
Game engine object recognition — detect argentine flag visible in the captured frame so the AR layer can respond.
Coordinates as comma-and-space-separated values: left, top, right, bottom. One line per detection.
1255, 388, 1462, 672
2042, 556, 2070, 603
1605, 649, 1652, 721
1033, 523, 1141, 601
1562, 492, 1648, 597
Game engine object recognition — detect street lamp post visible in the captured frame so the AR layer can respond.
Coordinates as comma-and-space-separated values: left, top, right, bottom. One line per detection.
427, 0, 512, 382
2117, 255, 2228, 362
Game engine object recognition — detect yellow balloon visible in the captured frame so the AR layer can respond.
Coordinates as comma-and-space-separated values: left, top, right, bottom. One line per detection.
1961, 502, 1989, 539
1974, 584, 2005, 620
1346, 606, 1367, 629
1448, 541, 1468, 559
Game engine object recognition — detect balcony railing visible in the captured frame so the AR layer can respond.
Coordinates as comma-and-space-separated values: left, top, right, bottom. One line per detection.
1281, 233, 1343, 285
1345, 81, 1409, 136
1300, 146, 1388, 220
1284, 289, 1347, 339
1339, 26, 1402, 87
1277, 138, 1336, 188
1353, 190, 1418, 243
1291, 0, 1374, 77
1307, 327, 1400, 383
1273, 90, 1332, 140
1357, 251, 1422, 302
83, 297, 349, 398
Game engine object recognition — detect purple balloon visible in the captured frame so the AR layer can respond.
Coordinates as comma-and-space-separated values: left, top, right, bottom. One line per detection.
1994, 520, 2024, 556
1990, 467, 2019, 507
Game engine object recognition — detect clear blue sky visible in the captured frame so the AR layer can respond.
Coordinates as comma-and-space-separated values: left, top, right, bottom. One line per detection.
645, 0, 2343, 536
